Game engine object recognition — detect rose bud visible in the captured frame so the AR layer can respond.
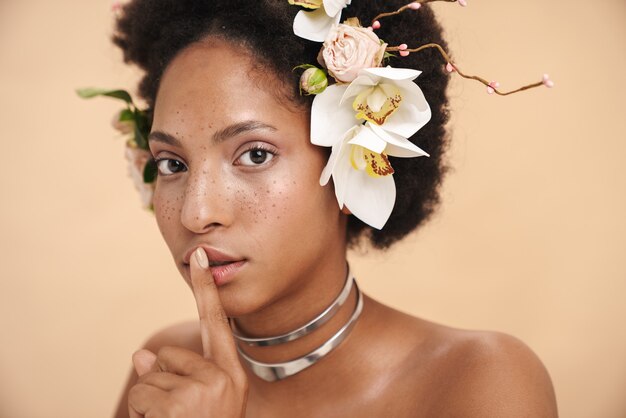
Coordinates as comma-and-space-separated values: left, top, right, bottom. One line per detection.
299, 67, 328, 95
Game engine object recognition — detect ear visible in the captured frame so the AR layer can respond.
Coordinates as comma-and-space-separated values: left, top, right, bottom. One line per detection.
341, 205, 352, 215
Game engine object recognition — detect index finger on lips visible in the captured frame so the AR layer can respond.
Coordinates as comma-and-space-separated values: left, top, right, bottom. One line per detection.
191, 247, 240, 368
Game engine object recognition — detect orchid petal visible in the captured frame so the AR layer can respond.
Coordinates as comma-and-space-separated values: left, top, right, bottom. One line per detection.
320, 125, 359, 185
363, 66, 421, 81
293, 7, 340, 42
367, 123, 429, 157
381, 100, 431, 138
340, 74, 378, 104
311, 84, 357, 147
320, 139, 343, 186
366, 86, 387, 113
380, 81, 431, 138
326, 134, 356, 208
343, 170, 396, 230
346, 124, 387, 154
322, 0, 348, 18
332, 152, 352, 207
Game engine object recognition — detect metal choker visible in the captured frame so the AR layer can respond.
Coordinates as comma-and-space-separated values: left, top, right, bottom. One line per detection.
229, 266, 354, 346
235, 280, 363, 382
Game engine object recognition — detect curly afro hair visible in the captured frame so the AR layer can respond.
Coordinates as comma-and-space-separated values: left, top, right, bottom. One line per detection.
113, 0, 451, 250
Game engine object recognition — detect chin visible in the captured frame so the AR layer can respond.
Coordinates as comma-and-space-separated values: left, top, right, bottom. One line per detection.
216, 281, 268, 319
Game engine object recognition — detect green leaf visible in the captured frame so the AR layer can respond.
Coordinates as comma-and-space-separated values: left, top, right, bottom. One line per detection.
143, 158, 157, 183
118, 108, 134, 122
132, 109, 151, 150
133, 122, 148, 150
293, 64, 319, 72
75, 88, 133, 104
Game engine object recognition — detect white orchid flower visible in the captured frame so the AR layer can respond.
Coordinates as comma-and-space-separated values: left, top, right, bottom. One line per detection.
291, 0, 352, 42
319, 123, 429, 230
344, 67, 432, 138
311, 67, 432, 149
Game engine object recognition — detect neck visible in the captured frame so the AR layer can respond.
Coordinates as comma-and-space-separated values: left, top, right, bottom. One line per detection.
232, 253, 358, 370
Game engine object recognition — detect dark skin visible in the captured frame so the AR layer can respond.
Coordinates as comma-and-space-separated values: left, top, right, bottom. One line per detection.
114, 39, 558, 418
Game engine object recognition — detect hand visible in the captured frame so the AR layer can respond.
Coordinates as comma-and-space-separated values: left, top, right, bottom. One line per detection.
128, 247, 248, 417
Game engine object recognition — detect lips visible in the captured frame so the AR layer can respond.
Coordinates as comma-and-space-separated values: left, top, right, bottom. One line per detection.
182, 245, 247, 286
209, 260, 236, 267
183, 245, 245, 267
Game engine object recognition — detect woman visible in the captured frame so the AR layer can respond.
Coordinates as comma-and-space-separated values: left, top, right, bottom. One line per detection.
107, 0, 558, 416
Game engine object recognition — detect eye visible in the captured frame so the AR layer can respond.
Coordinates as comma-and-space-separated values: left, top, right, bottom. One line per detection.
154, 158, 187, 176
236, 146, 277, 167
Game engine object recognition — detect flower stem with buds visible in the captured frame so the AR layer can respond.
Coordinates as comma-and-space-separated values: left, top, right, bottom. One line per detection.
386, 43, 549, 96
370, 0, 462, 28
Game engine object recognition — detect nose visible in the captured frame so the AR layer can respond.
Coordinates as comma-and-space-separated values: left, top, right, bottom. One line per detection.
180, 166, 233, 234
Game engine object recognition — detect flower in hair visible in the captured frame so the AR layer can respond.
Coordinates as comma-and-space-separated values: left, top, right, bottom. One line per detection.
319, 124, 428, 229
311, 67, 431, 147
297, 65, 329, 95
319, 21, 387, 83
125, 143, 155, 209
291, 0, 352, 42
76, 87, 157, 210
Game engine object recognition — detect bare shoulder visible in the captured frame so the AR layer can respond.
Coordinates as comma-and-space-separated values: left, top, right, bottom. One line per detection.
425, 325, 559, 417
356, 298, 555, 417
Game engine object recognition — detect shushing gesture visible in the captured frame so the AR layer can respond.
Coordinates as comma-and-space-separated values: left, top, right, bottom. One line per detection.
128, 247, 249, 417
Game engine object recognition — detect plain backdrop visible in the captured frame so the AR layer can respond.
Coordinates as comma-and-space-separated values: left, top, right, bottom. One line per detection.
1, 0, 625, 417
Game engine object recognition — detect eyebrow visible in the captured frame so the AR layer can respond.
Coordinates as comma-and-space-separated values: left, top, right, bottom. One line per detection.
148, 120, 278, 147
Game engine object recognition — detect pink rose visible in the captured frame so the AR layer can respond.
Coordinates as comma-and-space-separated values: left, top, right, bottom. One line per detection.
320, 23, 387, 83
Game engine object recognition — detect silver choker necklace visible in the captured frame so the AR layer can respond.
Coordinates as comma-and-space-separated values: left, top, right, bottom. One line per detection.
230, 267, 354, 346
235, 279, 363, 382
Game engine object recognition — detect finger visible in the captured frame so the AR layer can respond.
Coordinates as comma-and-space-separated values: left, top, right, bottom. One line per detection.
191, 247, 240, 368
128, 383, 166, 418
137, 369, 189, 391
132, 349, 157, 377
154, 345, 229, 385
154, 345, 205, 376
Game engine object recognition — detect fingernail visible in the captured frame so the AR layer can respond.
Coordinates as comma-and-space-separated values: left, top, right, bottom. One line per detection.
194, 247, 209, 269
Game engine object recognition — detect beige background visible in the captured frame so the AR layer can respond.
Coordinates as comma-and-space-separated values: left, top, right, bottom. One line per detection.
1, 0, 625, 417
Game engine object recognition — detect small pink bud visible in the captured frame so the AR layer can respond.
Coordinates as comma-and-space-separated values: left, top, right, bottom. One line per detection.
486, 81, 499, 94
372, 21, 381, 30
542, 74, 554, 88
407, 2, 421, 10
458, 0, 467, 6
111, 1, 122, 12
400, 50, 410, 57
399, 44, 408, 51
446, 62, 456, 73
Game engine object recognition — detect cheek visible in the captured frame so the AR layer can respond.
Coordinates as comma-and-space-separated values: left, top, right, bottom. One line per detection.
229, 177, 290, 225
153, 181, 183, 241
238, 158, 337, 235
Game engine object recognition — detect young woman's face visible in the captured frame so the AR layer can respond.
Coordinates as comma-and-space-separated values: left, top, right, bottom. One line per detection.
149, 40, 347, 316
